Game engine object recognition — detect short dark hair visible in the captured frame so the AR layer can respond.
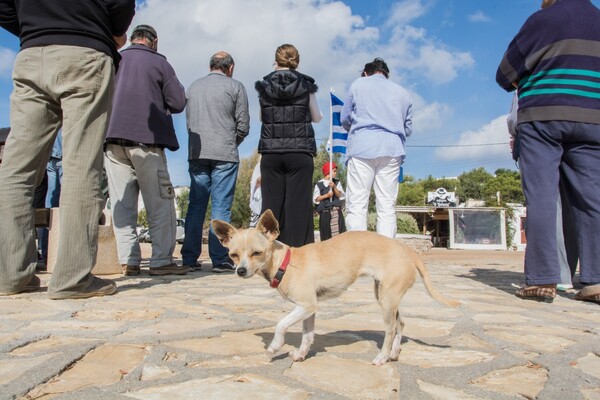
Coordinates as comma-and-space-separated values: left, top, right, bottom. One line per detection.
362, 57, 389, 78
130, 24, 157, 42
209, 52, 235, 74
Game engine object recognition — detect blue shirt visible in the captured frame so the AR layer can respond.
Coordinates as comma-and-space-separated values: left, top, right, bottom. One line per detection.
341, 74, 412, 160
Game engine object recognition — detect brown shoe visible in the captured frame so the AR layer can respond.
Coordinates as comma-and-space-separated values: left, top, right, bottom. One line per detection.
49, 277, 117, 300
515, 285, 556, 303
0, 275, 41, 296
149, 263, 189, 276
575, 284, 600, 305
122, 264, 140, 276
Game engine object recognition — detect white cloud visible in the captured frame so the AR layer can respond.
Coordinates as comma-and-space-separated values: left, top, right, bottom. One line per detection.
383, 11, 474, 84
468, 10, 491, 23
133, 0, 378, 89
434, 115, 511, 161
410, 91, 452, 134
0, 47, 16, 76
133, 0, 472, 90
129, 0, 475, 167
385, 0, 429, 27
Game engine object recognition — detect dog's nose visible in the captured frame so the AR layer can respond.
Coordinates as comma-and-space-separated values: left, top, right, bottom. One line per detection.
237, 267, 247, 277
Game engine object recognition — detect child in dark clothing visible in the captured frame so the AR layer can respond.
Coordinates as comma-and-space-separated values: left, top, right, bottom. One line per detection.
313, 162, 346, 241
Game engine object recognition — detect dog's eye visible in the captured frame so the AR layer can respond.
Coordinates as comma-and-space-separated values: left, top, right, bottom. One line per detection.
230, 253, 238, 259
251, 251, 262, 257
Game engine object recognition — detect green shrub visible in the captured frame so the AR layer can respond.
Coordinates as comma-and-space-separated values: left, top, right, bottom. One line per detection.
396, 212, 420, 234
367, 212, 377, 231
367, 211, 420, 234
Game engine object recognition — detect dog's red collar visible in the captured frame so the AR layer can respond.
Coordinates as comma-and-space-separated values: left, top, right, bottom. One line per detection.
270, 248, 291, 289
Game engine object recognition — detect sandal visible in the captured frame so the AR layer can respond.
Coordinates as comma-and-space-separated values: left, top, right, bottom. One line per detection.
575, 284, 600, 305
122, 265, 140, 276
515, 285, 556, 303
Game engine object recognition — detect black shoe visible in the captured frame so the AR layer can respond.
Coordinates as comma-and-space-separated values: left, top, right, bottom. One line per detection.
183, 263, 202, 272
212, 260, 235, 273
36, 252, 47, 272
36, 260, 47, 272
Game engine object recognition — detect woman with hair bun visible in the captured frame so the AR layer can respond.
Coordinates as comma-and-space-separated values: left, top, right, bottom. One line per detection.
255, 44, 322, 246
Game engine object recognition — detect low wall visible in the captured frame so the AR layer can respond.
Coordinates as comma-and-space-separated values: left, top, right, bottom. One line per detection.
395, 234, 433, 254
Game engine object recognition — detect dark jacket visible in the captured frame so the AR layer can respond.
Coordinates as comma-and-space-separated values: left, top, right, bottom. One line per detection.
496, 0, 600, 125
255, 70, 317, 155
0, 0, 135, 66
105, 44, 186, 151
315, 180, 344, 213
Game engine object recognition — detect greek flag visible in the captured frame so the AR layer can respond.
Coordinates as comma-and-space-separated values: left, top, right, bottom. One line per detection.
330, 92, 347, 154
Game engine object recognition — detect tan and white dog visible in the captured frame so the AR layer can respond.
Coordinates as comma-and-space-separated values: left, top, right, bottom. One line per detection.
212, 210, 459, 365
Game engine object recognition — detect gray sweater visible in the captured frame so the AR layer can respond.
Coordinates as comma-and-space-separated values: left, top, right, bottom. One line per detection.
186, 71, 250, 162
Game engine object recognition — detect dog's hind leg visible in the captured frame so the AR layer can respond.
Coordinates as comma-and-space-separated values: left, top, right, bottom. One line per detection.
372, 282, 404, 365
268, 305, 316, 354
289, 312, 316, 361
389, 310, 405, 361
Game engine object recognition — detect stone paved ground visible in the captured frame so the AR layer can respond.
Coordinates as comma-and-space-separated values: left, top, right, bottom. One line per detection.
1, 245, 599, 400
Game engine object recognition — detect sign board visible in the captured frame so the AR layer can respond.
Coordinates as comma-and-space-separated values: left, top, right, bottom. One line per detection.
427, 188, 457, 208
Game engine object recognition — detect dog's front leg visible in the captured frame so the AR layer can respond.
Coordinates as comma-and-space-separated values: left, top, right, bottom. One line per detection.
268, 305, 315, 354
289, 312, 315, 361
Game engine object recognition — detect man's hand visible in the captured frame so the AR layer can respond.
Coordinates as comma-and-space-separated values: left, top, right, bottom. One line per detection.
113, 34, 127, 50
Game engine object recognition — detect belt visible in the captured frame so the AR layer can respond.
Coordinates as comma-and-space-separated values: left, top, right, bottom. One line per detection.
105, 138, 165, 150
105, 138, 144, 147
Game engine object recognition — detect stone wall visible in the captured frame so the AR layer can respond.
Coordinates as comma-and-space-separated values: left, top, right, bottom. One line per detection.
395, 234, 433, 254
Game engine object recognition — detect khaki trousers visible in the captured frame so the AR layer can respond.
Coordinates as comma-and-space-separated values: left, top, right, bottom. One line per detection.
104, 144, 176, 268
0, 45, 114, 295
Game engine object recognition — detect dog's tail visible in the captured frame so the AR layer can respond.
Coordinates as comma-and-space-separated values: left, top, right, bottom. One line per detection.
415, 258, 460, 308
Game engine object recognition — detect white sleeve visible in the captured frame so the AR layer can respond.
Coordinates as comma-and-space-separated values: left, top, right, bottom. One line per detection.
313, 183, 321, 204
336, 181, 345, 201
309, 93, 323, 123
507, 92, 518, 137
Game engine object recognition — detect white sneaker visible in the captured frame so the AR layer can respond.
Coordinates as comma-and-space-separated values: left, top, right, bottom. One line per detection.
557, 284, 573, 292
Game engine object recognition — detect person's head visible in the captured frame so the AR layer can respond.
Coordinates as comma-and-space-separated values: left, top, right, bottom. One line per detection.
275, 44, 300, 70
322, 162, 337, 178
210, 51, 235, 77
130, 24, 158, 50
361, 57, 390, 78
541, 0, 559, 9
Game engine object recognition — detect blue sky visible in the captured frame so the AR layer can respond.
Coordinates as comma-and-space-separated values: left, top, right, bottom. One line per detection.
2, 0, 598, 186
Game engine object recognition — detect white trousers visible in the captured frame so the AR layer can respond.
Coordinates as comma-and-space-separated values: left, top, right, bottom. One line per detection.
104, 144, 176, 267
345, 156, 400, 238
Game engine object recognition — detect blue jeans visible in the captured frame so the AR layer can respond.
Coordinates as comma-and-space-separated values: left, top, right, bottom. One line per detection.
39, 157, 63, 260
181, 159, 238, 266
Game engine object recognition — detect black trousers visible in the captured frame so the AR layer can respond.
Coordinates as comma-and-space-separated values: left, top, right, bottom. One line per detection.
261, 153, 314, 247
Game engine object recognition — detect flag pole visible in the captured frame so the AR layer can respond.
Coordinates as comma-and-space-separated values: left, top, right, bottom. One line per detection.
328, 88, 334, 202
329, 88, 334, 169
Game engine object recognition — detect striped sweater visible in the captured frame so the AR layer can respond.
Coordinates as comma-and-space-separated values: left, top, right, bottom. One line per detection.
496, 0, 600, 125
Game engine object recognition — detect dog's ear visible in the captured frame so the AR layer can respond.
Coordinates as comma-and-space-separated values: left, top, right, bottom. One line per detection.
256, 209, 280, 241
211, 219, 237, 248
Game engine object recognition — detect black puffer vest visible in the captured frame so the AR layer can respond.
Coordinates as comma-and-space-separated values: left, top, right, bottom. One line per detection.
255, 70, 318, 155
315, 180, 344, 213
